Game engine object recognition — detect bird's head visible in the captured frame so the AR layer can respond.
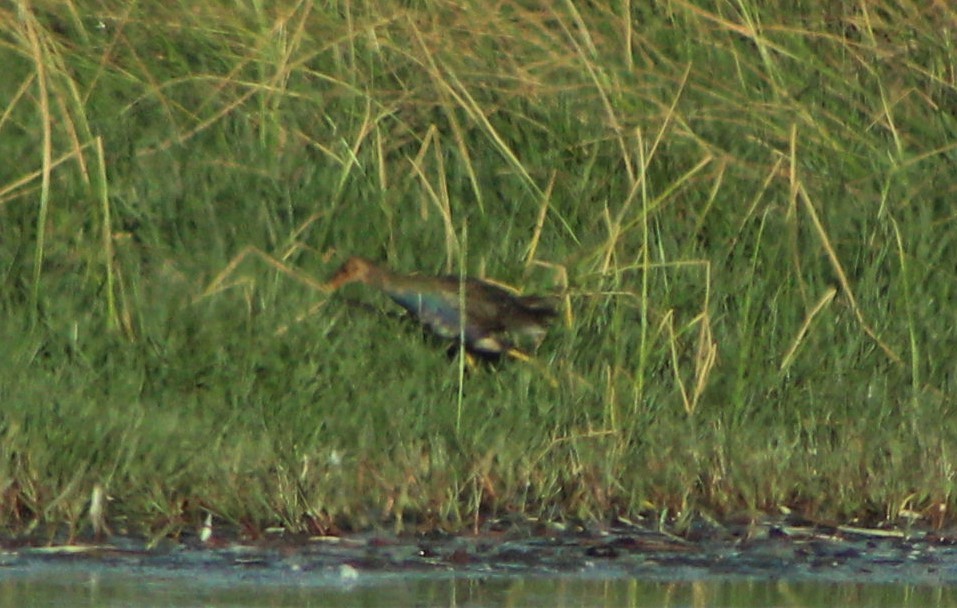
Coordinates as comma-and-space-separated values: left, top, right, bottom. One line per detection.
326, 256, 378, 291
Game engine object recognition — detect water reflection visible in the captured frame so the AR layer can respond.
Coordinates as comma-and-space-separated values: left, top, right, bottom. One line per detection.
0, 569, 951, 608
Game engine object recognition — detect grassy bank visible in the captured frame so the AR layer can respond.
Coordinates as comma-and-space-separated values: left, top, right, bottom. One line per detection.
1, 0, 955, 540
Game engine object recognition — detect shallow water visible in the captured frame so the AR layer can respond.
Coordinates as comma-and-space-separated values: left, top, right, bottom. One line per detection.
2, 519, 957, 606
1, 566, 953, 608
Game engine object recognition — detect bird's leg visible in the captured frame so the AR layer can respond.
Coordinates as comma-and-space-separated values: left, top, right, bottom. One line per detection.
445, 343, 482, 371
506, 348, 558, 388
505, 347, 532, 362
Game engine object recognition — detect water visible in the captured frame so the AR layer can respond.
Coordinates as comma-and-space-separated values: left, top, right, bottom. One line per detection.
0, 566, 952, 608
2, 520, 956, 606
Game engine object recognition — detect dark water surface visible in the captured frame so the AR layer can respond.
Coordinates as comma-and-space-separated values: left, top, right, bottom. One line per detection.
2, 520, 956, 606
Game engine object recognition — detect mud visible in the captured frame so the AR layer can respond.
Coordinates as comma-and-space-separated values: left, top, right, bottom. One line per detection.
2, 516, 955, 586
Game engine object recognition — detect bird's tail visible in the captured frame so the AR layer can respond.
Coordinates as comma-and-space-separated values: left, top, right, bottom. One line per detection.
516, 295, 558, 318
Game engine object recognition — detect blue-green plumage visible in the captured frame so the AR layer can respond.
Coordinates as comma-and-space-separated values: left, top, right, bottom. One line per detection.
327, 257, 556, 356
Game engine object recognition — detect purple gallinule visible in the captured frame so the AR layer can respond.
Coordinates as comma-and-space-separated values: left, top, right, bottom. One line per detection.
326, 257, 556, 358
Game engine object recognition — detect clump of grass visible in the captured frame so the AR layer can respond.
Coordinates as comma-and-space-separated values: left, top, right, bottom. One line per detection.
1, 1, 956, 539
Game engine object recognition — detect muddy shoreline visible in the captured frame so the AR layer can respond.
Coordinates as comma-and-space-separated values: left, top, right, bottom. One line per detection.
2, 517, 956, 586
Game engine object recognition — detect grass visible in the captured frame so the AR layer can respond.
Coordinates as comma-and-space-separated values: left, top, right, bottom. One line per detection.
1, 0, 956, 541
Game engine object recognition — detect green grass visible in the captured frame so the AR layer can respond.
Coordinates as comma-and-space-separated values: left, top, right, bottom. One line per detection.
1, 0, 956, 540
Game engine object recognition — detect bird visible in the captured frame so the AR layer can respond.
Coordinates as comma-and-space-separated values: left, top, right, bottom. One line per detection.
325, 256, 556, 359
